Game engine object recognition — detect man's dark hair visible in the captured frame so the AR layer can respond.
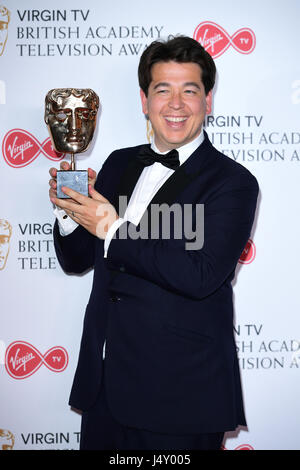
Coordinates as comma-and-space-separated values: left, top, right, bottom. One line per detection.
138, 36, 216, 97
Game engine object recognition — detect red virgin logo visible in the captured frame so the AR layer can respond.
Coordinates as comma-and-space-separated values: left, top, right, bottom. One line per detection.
5, 341, 68, 379
239, 239, 256, 264
222, 444, 254, 450
193, 21, 256, 58
2, 129, 64, 168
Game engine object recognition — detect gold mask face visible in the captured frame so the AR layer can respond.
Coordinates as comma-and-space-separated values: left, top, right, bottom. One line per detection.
0, 429, 15, 450
44, 88, 99, 155
0, 219, 12, 271
0, 6, 10, 57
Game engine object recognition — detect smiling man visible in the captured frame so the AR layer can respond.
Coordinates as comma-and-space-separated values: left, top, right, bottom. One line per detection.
140, 61, 212, 151
50, 36, 259, 450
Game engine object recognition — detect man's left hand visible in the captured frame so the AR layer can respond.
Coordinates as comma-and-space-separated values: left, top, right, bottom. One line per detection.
51, 185, 119, 239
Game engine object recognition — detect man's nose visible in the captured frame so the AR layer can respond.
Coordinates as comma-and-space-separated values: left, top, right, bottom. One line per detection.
168, 91, 184, 109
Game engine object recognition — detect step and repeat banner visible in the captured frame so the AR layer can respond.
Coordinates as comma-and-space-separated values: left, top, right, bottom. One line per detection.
0, 0, 299, 451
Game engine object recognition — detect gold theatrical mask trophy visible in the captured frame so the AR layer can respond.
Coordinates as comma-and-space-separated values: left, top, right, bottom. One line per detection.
45, 88, 99, 198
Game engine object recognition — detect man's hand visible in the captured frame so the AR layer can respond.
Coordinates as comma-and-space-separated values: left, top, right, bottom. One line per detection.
50, 184, 119, 239
49, 161, 97, 201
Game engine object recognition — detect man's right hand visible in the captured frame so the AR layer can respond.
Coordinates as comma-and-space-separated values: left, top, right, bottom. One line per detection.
49, 161, 97, 202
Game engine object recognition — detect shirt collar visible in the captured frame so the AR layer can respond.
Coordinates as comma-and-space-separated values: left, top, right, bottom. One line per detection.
151, 129, 204, 166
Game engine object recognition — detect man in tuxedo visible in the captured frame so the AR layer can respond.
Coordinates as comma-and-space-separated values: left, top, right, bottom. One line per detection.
49, 36, 259, 450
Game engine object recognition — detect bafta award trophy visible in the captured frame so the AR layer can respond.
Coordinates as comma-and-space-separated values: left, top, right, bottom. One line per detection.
45, 88, 99, 198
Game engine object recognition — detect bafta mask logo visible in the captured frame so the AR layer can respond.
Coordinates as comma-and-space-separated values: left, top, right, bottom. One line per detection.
44, 88, 99, 155
0, 219, 12, 270
0, 429, 15, 450
0, 5, 10, 57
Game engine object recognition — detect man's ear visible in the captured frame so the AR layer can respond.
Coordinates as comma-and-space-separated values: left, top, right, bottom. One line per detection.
140, 89, 149, 116
206, 90, 213, 115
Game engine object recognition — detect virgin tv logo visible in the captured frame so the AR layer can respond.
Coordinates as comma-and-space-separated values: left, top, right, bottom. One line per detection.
222, 444, 254, 450
2, 129, 64, 168
5, 341, 68, 379
193, 21, 256, 58
239, 239, 256, 264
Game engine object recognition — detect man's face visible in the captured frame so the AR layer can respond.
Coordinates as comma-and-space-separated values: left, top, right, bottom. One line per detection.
140, 61, 212, 152
0, 21, 8, 56
46, 94, 97, 154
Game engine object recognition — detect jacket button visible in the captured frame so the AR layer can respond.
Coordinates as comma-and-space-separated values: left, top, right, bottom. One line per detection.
110, 295, 122, 302
119, 266, 125, 272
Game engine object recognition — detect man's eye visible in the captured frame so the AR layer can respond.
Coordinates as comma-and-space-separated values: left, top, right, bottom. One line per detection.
185, 89, 196, 94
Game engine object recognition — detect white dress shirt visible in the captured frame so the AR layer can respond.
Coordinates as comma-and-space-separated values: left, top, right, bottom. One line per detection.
104, 130, 204, 255
55, 130, 205, 255
55, 130, 205, 360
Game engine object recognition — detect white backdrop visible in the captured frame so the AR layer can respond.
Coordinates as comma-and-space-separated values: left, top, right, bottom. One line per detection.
0, 0, 299, 451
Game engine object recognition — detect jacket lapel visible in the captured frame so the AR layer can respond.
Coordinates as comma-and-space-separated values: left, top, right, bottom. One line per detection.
111, 157, 144, 217
112, 132, 214, 223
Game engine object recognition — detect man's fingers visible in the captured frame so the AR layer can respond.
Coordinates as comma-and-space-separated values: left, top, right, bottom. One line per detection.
50, 165, 96, 185
89, 185, 108, 202
88, 167, 97, 182
49, 162, 70, 205
61, 186, 87, 204
49, 167, 57, 178
60, 161, 71, 171
49, 187, 57, 201
64, 208, 78, 220
49, 178, 57, 189
51, 194, 85, 213
49, 161, 70, 178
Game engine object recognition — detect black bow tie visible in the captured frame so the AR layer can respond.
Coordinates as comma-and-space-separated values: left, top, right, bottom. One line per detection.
137, 145, 180, 170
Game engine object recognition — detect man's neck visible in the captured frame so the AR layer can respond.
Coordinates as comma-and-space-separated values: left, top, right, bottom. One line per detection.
152, 129, 204, 164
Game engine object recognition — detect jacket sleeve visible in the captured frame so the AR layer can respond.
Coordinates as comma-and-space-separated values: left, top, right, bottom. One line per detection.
107, 171, 259, 300
53, 221, 97, 274
53, 156, 112, 274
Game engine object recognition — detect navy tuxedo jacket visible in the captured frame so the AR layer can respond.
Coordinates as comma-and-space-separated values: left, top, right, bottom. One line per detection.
54, 132, 259, 434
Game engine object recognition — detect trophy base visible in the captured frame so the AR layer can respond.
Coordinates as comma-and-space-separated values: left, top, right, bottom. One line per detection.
57, 170, 88, 199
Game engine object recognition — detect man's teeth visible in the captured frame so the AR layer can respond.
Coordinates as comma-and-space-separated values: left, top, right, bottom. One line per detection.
165, 117, 187, 122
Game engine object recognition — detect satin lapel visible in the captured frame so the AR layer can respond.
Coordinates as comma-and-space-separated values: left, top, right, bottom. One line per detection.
107, 135, 213, 277
111, 132, 213, 224
110, 151, 195, 222
145, 134, 212, 212
111, 157, 145, 217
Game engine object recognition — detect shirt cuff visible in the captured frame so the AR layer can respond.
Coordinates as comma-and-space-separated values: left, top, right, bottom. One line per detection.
54, 207, 79, 236
104, 217, 126, 258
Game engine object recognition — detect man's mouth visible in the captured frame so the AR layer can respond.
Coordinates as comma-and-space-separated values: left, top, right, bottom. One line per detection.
165, 116, 188, 123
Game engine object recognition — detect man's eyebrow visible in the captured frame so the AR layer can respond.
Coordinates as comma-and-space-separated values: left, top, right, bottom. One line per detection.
184, 82, 201, 89
153, 82, 170, 90
152, 81, 202, 90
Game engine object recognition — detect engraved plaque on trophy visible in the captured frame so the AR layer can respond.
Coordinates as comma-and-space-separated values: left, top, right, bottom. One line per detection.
45, 88, 99, 198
